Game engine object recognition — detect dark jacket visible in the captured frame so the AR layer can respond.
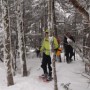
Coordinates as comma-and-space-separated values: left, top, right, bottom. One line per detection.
63, 35, 75, 54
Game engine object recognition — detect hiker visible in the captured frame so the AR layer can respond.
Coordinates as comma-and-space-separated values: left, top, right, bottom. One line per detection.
63, 32, 75, 63
56, 36, 62, 62
40, 30, 58, 80
56, 47, 62, 62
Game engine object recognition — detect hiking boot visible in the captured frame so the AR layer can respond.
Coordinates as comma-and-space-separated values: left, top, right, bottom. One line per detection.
70, 59, 73, 62
46, 76, 53, 81
41, 73, 48, 78
41, 74, 45, 77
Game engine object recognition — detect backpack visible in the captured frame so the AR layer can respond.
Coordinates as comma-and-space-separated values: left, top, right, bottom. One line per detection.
56, 48, 62, 56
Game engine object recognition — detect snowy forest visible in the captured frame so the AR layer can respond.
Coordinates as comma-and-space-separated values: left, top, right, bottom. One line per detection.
0, 0, 90, 90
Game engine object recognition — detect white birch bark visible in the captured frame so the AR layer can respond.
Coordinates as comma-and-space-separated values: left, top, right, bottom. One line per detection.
16, 0, 27, 76
48, 0, 58, 90
1, 0, 14, 86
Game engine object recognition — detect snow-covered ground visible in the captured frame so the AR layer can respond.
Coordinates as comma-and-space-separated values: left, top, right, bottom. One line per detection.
0, 52, 90, 90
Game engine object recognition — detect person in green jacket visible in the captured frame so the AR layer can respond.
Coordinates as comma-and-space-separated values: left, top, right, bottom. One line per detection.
40, 30, 58, 80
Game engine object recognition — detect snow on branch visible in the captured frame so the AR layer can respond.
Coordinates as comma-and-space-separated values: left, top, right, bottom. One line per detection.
68, 41, 90, 64
69, 0, 89, 20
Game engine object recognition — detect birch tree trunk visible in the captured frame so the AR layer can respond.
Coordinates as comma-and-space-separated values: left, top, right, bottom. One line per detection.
17, 0, 27, 76
52, 0, 57, 37
1, 0, 14, 86
43, 0, 47, 30
48, 0, 58, 90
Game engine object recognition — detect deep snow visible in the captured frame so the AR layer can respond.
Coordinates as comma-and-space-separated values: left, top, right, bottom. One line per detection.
0, 52, 90, 90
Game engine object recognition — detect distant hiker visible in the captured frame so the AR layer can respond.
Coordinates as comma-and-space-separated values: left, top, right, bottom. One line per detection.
63, 32, 75, 63
56, 36, 62, 62
56, 47, 62, 62
40, 30, 58, 80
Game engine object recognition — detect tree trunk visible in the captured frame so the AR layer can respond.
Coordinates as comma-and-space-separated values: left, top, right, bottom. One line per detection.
69, 0, 89, 20
43, 0, 47, 30
48, 0, 58, 90
1, 0, 14, 86
17, 0, 27, 76
52, 0, 57, 37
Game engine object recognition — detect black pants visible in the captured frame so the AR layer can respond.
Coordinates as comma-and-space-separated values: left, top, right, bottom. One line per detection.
41, 53, 52, 76
65, 46, 74, 63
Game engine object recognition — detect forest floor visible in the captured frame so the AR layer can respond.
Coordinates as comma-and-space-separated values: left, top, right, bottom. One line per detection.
0, 51, 90, 90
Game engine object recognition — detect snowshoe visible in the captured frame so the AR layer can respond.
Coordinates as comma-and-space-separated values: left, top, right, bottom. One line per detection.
39, 74, 48, 79
43, 76, 53, 82
39, 74, 53, 82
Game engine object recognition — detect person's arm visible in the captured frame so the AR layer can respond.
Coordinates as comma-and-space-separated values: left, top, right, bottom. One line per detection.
70, 36, 75, 42
53, 37, 59, 50
63, 36, 68, 47
40, 39, 45, 52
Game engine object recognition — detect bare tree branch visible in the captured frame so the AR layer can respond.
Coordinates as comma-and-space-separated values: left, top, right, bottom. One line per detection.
69, 0, 89, 20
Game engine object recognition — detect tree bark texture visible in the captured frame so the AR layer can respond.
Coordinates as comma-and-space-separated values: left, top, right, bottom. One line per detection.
48, 0, 58, 90
1, 0, 14, 86
69, 0, 89, 20
17, 0, 27, 76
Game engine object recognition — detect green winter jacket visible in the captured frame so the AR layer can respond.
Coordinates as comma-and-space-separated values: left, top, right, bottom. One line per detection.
40, 37, 58, 55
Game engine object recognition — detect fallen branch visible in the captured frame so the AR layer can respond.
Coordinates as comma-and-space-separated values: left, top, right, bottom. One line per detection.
61, 83, 72, 90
